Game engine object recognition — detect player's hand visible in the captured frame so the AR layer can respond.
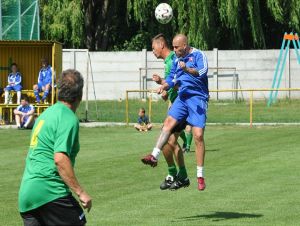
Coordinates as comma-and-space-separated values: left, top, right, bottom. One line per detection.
161, 91, 168, 101
79, 191, 92, 212
179, 61, 187, 71
152, 74, 162, 84
156, 86, 164, 94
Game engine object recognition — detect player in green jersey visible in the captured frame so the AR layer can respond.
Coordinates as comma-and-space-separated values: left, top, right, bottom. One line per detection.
144, 33, 189, 190
18, 69, 91, 226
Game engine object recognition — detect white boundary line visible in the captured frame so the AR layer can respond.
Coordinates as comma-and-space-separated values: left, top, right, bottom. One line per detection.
1, 122, 300, 129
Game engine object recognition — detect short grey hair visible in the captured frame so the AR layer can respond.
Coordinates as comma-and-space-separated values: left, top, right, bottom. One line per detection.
57, 69, 84, 103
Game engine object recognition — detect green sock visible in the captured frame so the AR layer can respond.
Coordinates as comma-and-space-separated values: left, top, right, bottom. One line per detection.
178, 166, 188, 179
168, 165, 177, 177
186, 132, 193, 148
179, 131, 187, 146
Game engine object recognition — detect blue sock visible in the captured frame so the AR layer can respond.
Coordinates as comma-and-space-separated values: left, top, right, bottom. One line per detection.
34, 90, 40, 102
42, 90, 49, 100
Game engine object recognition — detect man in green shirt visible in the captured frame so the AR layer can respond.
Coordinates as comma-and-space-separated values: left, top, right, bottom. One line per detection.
18, 69, 92, 225
143, 33, 189, 190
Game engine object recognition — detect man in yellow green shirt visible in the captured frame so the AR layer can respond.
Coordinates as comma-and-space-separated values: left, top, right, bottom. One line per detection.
19, 69, 92, 225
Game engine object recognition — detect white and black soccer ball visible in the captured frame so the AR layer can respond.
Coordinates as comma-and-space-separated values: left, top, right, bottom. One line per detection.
155, 3, 173, 24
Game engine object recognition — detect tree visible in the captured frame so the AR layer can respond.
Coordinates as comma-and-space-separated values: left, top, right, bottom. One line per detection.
39, 0, 83, 48
37, 0, 300, 50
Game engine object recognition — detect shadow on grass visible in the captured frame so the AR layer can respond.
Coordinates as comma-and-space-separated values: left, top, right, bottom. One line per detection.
176, 211, 263, 222
186, 149, 220, 153
206, 149, 220, 152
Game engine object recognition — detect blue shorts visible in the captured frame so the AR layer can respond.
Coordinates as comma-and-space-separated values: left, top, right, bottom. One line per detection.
38, 82, 51, 92
5, 84, 22, 92
168, 95, 207, 128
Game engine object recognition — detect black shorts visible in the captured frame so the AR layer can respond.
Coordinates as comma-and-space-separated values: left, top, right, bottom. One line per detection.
171, 120, 187, 134
20, 195, 86, 226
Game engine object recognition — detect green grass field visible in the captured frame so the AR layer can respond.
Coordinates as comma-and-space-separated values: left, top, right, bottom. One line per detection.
76, 99, 300, 124
1, 126, 300, 225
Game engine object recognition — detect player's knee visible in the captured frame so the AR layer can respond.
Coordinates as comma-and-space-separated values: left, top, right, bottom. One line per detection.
193, 132, 204, 142
163, 117, 176, 131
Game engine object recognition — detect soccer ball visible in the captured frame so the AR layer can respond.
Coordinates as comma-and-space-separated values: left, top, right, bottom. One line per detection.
155, 3, 173, 24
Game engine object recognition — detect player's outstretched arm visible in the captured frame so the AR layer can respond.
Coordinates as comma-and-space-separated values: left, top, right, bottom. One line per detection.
54, 152, 92, 212
156, 82, 170, 94
152, 74, 167, 85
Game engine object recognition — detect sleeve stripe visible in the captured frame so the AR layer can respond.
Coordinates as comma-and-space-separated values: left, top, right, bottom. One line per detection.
198, 51, 208, 76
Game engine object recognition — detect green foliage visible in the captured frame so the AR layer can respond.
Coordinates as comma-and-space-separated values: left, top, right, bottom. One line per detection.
218, 0, 242, 44
267, 0, 300, 32
113, 31, 151, 51
33, 0, 300, 49
267, 0, 284, 23
290, 0, 300, 31
39, 0, 83, 48
247, 0, 265, 48
127, 0, 159, 24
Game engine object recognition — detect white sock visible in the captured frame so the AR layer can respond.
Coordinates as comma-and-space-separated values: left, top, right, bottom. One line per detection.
197, 166, 204, 178
4, 91, 8, 104
17, 91, 21, 104
151, 147, 161, 159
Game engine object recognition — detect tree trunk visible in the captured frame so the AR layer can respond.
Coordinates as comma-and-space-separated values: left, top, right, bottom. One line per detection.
82, 0, 120, 50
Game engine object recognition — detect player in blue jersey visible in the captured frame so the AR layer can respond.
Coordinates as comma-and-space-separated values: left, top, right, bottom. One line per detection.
142, 34, 208, 191
33, 58, 52, 104
14, 95, 35, 129
4, 63, 22, 104
146, 34, 189, 190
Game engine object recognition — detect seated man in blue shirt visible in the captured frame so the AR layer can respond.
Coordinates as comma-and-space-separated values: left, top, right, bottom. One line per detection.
14, 95, 35, 129
33, 58, 52, 104
134, 108, 153, 131
4, 63, 22, 104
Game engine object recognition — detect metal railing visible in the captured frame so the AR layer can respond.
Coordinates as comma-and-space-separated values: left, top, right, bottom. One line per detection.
125, 88, 300, 127
139, 66, 238, 99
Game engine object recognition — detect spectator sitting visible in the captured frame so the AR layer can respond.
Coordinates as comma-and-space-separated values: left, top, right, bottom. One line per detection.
134, 108, 153, 131
4, 63, 22, 104
33, 58, 52, 104
14, 95, 35, 129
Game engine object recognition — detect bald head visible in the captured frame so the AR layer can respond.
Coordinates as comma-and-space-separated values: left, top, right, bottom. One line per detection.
172, 34, 189, 58
173, 34, 188, 45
